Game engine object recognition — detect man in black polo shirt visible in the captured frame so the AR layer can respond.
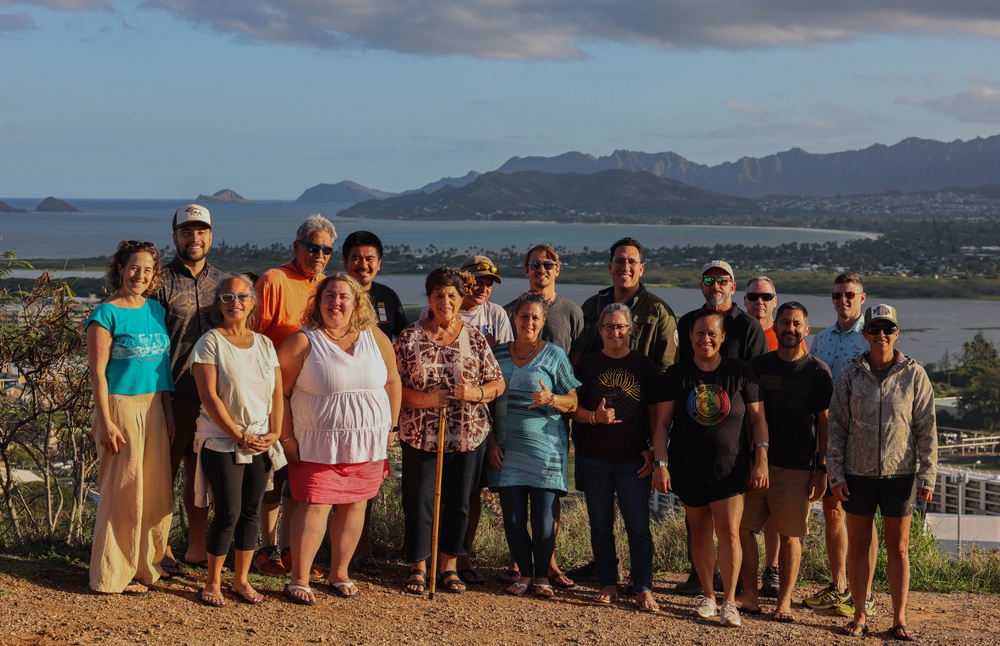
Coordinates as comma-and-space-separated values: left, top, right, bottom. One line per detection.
674, 259, 768, 595
151, 204, 224, 574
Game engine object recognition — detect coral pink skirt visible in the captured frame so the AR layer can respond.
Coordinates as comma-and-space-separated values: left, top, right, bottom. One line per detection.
288, 459, 389, 504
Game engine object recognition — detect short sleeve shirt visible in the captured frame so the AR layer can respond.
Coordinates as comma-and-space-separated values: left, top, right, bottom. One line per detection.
810, 318, 867, 381
85, 300, 174, 395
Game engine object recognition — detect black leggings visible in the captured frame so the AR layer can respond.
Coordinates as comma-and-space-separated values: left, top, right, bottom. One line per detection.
201, 448, 271, 556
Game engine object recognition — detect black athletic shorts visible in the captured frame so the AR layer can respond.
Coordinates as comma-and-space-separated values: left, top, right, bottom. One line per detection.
841, 474, 917, 518
671, 476, 746, 509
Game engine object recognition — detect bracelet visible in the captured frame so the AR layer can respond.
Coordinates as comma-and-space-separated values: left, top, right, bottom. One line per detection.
654, 460, 668, 469
589, 410, 596, 425
755, 441, 769, 450
477, 386, 485, 403
279, 437, 297, 444
547, 394, 557, 407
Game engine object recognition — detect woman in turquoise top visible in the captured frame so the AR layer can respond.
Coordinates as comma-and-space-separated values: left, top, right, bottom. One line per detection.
487, 292, 579, 599
85, 240, 175, 596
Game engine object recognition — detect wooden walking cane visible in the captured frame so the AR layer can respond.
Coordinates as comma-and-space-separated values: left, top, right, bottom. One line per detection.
427, 404, 447, 600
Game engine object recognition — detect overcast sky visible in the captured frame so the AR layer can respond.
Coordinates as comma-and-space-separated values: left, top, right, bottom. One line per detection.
2, 0, 999, 198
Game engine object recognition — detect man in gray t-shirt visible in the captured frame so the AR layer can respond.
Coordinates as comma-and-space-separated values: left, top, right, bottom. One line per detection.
504, 243, 584, 355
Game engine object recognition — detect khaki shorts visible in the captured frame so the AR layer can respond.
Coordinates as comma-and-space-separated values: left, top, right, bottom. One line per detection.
740, 466, 812, 538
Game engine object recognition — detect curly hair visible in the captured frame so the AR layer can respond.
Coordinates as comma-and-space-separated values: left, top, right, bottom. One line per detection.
304, 273, 377, 333
424, 267, 471, 297
106, 240, 163, 296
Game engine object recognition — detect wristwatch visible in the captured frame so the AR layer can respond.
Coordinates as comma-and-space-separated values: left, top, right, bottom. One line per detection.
653, 460, 668, 469
815, 464, 827, 473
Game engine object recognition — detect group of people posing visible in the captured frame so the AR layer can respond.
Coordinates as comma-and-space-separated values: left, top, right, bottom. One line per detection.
85, 205, 937, 641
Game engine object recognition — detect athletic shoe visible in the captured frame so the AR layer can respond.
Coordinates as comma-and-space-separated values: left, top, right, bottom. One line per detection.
760, 565, 780, 597
254, 546, 287, 577
803, 583, 851, 610
689, 595, 718, 619
719, 600, 742, 627
835, 594, 876, 617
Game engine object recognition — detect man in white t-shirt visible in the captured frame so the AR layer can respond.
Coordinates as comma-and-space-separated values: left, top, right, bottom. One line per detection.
458, 255, 514, 347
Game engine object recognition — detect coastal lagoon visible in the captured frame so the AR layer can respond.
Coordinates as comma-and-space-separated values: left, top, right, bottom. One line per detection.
0, 198, 875, 260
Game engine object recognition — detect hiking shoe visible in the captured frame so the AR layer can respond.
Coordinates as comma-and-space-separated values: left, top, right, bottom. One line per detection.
835, 594, 876, 617
760, 565, 780, 597
719, 600, 742, 627
255, 546, 287, 577
676, 569, 703, 596
689, 595, 718, 619
803, 583, 850, 610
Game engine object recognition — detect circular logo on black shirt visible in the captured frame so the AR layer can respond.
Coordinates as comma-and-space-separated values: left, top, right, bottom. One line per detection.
686, 383, 731, 426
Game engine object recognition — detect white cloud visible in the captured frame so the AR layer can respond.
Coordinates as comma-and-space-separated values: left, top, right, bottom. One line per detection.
724, 100, 773, 119
900, 82, 1000, 124
0, 12, 35, 30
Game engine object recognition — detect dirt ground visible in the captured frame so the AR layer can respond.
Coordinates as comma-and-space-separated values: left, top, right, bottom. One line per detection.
1, 557, 998, 645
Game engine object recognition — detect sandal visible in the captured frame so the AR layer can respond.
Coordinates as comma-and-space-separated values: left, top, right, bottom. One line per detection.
773, 611, 795, 623
230, 586, 265, 605
498, 568, 520, 584
438, 570, 466, 594
889, 625, 916, 641
843, 621, 869, 637
458, 568, 486, 586
534, 583, 554, 599
636, 591, 659, 613
549, 571, 575, 589
593, 587, 618, 605
160, 559, 185, 577
329, 581, 359, 599
349, 555, 382, 576
405, 569, 426, 595
122, 580, 149, 597
198, 587, 225, 608
506, 581, 529, 597
282, 583, 315, 606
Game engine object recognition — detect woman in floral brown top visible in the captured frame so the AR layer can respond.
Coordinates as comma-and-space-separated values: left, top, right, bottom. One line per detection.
394, 267, 505, 595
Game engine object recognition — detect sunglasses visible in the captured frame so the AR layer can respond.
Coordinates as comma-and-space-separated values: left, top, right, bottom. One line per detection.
218, 292, 252, 304
469, 261, 499, 274
298, 240, 333, 256
831, 292, 857, 301
702, 277, 731, 286
864, 325, 898, 336
600, 324, 631, 333
119, 240, 155, 251
527, 260, 558, 270
745, 292, 775, 302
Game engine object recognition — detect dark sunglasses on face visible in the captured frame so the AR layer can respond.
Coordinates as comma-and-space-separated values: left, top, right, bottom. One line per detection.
470, 261, 499, 274
527, 260, 558, 270
745, 292, 775, 302
864, 325, 898, 336
831, 292, 857, 301
702, 277, 731, 286
218, 293, 252, 304
298, 240, 333, 256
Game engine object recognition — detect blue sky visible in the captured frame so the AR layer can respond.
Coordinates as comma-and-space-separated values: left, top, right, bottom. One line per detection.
2, 1, 999, 199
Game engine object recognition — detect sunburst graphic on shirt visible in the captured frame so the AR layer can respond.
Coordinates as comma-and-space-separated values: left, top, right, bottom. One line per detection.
686, 383, 731, 426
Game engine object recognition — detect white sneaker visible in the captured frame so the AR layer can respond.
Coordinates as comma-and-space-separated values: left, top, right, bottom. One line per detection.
689, 595, 718, 618
719, 600, 742, 627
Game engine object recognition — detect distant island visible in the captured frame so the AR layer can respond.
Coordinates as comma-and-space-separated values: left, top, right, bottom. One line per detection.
35, 197, 80, 212
0, 200, 28, 213
296, 180, 394, 203
195, 189, 256, 204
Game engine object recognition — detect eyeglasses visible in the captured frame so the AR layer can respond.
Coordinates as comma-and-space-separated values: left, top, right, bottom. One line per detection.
468, 261, 499, 274
745, 292, 775, 302
527, 260, 558, 270
702, 277, 731, 287
298, 240, 333, 256
611, 258, 641, 267
831, 292, 857, 301
119, 240, 155, 251
218, 293, 252, 304
864, 325, 898, 336
600, 324, 631, 333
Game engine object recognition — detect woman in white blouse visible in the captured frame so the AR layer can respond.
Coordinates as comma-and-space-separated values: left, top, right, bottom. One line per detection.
277, 273, 401, 605
191, 274, 283, 607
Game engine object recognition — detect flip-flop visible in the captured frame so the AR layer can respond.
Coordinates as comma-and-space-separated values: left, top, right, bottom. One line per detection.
457, 568, 486, 586
283, 583, 316, 606
198, 587, 225, 608
843, 621, 869, 637
349, 556, 382, 576
534, 583, 554, 599
121, 580, 149, 597
549, 572, 575, 589
329, 581, 359, 599
160, 559, 185, 577
636, 596, 660, 613
773, 611, 795, 623
506, 581, 529, 597
889, 625, 916, 641
230, 586, 265, 605
498, 568, 520, 584
593, 588, 618, 605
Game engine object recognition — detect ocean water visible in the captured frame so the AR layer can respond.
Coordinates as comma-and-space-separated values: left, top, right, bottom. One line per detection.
0, 198, 874, 260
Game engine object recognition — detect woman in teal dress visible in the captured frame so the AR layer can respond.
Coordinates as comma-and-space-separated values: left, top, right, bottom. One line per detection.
486, 292, 579, 599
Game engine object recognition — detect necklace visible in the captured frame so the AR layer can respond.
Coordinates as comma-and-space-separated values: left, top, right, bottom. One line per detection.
513, 339, 540, 361
430, 320, 456, 342
323, 327, 354, 342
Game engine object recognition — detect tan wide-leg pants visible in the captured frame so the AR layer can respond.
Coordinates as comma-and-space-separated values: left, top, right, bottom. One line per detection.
89, 392, 174, 593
